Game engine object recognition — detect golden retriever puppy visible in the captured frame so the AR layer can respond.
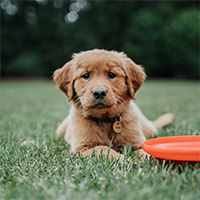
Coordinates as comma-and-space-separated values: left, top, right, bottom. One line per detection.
53, 49, 175, 161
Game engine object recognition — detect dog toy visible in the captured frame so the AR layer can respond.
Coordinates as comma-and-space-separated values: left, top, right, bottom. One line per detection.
142, 136, 200, 161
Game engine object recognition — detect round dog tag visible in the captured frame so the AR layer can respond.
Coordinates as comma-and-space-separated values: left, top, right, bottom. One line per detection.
113, 121, 123, 133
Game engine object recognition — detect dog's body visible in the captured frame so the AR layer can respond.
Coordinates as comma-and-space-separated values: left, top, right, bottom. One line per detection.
54, 49, 175, 160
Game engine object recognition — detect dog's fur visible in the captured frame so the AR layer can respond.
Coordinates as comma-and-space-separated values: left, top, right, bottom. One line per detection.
53, 49, 175, 160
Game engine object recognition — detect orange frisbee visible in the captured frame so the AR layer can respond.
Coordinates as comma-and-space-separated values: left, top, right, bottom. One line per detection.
142, 136, 200, 161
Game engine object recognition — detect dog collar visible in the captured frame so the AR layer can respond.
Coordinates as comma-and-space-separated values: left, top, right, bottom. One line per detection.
89, 115, 115, 123
89, 115, 123, 134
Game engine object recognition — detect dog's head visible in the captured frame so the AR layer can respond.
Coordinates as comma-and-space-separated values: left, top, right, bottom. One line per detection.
53, 49, 146, 117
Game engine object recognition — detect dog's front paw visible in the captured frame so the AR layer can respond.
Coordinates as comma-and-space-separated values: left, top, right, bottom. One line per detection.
135, 148, 150, 161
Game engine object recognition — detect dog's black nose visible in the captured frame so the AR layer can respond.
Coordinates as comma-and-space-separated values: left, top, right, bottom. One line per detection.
93, 89, 107, 100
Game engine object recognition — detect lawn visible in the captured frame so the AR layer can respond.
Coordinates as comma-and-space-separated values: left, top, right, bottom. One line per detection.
0, 80, 199, 200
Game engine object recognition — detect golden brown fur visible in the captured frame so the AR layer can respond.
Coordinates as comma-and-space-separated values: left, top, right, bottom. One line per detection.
53, 49, 175, 161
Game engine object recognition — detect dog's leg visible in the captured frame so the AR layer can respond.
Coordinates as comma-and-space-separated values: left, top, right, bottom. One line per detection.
139, 116, 158, 137
134, 104, 175, 137
56, 116, 69, 136
131, 103, 158, 137
80, 146, 124, 161
153, 113, 175, 128
134, 148, 150, 161
140, 113, 175, 137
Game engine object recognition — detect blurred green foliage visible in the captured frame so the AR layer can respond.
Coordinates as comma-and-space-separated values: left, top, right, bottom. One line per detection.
1, 0, 199, 78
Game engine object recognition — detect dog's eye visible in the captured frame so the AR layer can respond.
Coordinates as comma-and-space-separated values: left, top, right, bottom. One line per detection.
108, 72, 116, 79
82, 73, 90, 79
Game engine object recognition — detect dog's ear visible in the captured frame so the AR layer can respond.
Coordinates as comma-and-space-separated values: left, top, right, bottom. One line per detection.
124, 58, 146, 100
53, 61, 74, 101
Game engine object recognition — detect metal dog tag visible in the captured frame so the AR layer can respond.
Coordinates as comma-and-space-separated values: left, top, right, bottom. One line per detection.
113, 116, 123, 133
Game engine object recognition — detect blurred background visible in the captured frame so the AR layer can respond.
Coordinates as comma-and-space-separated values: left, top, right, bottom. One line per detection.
1, 0, 199, 79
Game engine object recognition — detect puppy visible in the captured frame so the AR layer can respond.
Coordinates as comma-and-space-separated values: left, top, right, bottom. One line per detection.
53, 49, 175, 161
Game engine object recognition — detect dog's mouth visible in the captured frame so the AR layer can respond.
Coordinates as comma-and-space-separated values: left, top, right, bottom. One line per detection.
91, 102, 114, 109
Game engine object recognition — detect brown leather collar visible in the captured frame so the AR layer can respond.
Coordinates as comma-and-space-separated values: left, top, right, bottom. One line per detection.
88, 115, 115, 124
88, 115, 122, 124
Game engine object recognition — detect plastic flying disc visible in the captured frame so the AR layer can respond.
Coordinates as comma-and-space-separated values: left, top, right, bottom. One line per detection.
142, 136, 200, 161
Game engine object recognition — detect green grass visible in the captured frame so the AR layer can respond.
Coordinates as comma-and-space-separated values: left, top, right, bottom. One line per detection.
0, 80, 199, 200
